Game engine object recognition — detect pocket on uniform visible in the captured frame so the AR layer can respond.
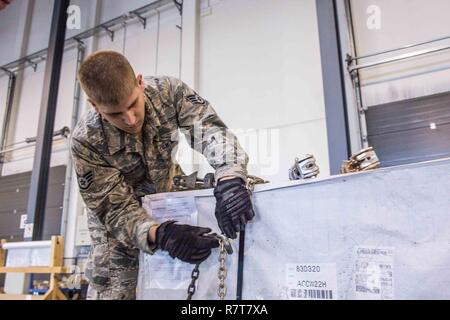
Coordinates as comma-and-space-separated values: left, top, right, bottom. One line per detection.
88, 243, 111, 289
156, 138, 176, 160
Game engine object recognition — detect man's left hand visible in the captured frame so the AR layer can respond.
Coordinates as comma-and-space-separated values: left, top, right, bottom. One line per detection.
214, 177, 255, 239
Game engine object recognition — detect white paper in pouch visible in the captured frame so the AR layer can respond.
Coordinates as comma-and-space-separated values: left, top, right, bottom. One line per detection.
141, 195, 198, 290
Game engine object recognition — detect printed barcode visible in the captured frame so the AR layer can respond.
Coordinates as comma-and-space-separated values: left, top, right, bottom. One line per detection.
290, 289, 333, 300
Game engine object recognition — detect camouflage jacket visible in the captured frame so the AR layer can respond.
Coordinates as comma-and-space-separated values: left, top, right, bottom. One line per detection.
70, 76, 248, 299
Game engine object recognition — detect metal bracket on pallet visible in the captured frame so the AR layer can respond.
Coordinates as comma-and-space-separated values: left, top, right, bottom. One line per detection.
340, 146, 380, 174
173, 171, 216, 191
289, 154, 320, 180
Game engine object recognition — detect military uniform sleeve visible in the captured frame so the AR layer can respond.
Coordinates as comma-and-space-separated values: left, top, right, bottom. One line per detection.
164, 76, 249, 182
70, 137, 159, 254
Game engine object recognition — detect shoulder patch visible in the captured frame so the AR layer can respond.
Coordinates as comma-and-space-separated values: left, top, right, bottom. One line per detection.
77, 171, 94, 191
186, 94, 206, 105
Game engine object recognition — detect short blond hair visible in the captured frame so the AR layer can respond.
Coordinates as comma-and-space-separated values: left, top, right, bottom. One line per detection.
78, 50, 137, 106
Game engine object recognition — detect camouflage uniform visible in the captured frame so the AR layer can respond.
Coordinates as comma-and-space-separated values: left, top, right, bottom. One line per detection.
70, 76, 248, 300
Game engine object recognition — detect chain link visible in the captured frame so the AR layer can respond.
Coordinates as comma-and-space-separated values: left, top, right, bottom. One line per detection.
186, 237, 232, 300
186, 264, 200, 300
217, 239, 228, 299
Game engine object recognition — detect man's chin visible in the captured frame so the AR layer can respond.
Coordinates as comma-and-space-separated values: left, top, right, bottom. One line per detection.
122, 126, 142, 134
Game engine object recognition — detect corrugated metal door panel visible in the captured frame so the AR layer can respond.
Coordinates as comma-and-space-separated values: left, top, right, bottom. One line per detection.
366, 91, 450, 167
0, 166, 66, 242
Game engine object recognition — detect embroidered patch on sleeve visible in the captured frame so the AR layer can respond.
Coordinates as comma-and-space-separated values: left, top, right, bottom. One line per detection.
186, 94, 206, 105
77, 171, 94, 191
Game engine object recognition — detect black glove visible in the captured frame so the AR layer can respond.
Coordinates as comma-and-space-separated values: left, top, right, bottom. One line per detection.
156, 221, 220, 264
214, 177, 255, 239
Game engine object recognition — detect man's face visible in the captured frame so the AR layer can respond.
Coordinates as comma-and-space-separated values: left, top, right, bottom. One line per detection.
90, 75, 146, 135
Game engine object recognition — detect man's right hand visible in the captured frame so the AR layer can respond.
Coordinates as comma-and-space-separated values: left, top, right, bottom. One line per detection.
155, 221, 220, 264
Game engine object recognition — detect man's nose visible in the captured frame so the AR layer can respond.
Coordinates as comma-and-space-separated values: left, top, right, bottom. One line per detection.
123, 111, 137, 126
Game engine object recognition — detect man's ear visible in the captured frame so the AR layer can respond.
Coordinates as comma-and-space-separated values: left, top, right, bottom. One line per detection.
87, 98, 99, 113
136, 74, 145, 90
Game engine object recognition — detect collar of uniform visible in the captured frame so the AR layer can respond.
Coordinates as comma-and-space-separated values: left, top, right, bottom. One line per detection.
124, 132, 144, 154
101, 117, 125, 155
101, 117, 146, 155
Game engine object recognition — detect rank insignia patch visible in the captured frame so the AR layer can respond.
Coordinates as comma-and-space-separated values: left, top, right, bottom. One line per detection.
186, 94, 206, 105
78, 171, 94, 191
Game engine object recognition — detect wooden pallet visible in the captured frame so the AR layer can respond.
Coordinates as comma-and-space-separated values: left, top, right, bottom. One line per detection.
0, 236, 69, 300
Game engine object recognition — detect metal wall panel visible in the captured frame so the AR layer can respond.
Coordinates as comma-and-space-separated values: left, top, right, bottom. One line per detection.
0, 165, 66, 242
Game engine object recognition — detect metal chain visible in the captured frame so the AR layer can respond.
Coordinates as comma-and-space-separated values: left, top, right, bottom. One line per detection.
217, 239, 228, 300
186, 264, 200, 300
186, 237, 232, 300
